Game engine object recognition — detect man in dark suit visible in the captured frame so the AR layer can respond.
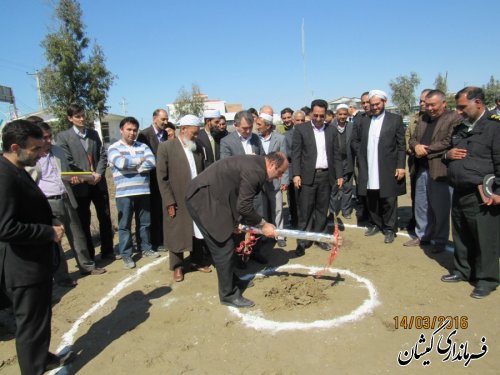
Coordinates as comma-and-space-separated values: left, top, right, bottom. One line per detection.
56, 103, 115, 260
185, 152, 288, 308
292, 99, 343, 257
197, 109, 228, 167
137, 108, 171, 251
351, 90, 406, 244
0, 120, 73, 374
220, 110, 265, 158
351, 92, 371, 227
329, 104, 355, 219
220, 110, 266, 264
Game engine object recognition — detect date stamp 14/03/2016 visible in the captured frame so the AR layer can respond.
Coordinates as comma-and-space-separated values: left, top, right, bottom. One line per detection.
393, 315, 468, 330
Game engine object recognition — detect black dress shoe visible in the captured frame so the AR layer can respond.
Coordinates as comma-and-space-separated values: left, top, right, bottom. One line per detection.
441, 274, 466, 283
470, 286, 494, 299
250, 252, 268, 264
315, 242, 331, 251
45, 351, 75, 371
221, 296, 255, 308
384, 231, 395, 244
365, 226, 380, 236
294, 246, 305, 257
236, 279, 254, 290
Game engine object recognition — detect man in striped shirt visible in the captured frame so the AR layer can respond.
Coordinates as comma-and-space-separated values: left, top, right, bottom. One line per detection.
108, 117, 158, 269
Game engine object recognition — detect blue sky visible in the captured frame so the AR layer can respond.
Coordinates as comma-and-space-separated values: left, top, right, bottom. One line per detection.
1, 0, 499, 126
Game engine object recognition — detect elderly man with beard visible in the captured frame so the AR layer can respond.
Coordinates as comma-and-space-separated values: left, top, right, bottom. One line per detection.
329, 104, 355, 220
108, 117, 158, 270
157, 115, 211, 282
197, 109, 227, 168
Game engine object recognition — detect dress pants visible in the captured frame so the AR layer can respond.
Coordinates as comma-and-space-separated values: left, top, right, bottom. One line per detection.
186, 199, 240, 302
3, 280, 52, 375
287, 182, 298, 228
329, 172, 354, 217
261, 181, 284, 239
366, 189, 398, 233
451, 189, 500, 290
296, 169, 331, 248
414, 168, 451, 245
48, 196, 96, 275
75, 184, 114, 259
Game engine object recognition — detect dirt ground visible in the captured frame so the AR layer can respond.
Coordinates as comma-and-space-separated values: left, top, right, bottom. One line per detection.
1, 190, 499, 374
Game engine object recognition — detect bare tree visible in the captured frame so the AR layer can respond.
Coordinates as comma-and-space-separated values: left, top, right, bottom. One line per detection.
389, 72, 421, 116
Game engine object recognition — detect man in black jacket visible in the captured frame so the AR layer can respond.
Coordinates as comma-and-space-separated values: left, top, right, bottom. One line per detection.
0, 120, 72, 374
441, 87, 500, 299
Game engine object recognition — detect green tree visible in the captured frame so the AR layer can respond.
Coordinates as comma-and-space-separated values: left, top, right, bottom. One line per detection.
434, 72, 448, 93
482, 75, 500, 108
389, 72, 421, 116
40, 0, 115, 132
173, 83, 205, 120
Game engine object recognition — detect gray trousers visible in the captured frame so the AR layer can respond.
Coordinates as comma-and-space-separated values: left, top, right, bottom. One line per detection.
261, 182, 284, 240
414, 168, 451, 245
49, 196, 96, 277
329, 173, 354, 217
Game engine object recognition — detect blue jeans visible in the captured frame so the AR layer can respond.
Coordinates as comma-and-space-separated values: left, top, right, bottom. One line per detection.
116, 195, 151, 257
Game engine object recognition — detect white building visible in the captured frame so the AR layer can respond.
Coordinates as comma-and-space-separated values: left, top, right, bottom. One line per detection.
166, 94, 242, 126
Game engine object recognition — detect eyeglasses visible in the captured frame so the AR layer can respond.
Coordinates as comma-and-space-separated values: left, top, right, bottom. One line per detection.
312, 114, 325, 118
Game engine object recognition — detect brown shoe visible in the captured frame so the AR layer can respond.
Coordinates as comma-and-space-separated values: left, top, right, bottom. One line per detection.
191, 263, 212, 273
173, 267, 184, 282
403, 238, 420, 247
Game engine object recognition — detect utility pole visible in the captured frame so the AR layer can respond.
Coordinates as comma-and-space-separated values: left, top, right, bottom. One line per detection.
26, 70, 44, 110
120, 97, 128, 115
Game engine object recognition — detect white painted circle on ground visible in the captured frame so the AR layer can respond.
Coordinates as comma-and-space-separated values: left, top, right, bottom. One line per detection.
228, 264, 380, 333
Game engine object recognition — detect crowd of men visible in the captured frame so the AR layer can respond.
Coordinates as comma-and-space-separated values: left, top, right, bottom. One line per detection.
1, 88, 499, 374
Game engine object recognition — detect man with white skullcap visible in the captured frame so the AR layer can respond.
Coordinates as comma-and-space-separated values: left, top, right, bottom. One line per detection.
351, 90, 406, 244
256, 105, 288, 249
197, 109, 227, 167
329, 104, 355, 220
157, 115, 211, 282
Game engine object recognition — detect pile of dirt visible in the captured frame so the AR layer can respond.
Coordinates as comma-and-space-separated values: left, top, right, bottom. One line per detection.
262, 275, 330, 311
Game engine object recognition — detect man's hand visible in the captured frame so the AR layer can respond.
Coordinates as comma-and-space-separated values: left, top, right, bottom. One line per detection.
70, 176, 83, 185
478, 184, 500, 206
414, 144, 429, 158
395, 168, 405, 181
53, 225, 65, 242
293, 176, 301, 189
90, 172, 102, 185
167, 205, 176, 218
280, 183, 288, 192
261, 222, 277, 238
447, 148, 467, 160
337, 177, 344, 188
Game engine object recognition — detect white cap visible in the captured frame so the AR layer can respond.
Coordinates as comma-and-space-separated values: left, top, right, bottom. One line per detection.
336, 104, 349, 111
259, 113, 274, 123
203, 109, 221, 119
368, 90, 388, 101
178, 115, 202, 127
